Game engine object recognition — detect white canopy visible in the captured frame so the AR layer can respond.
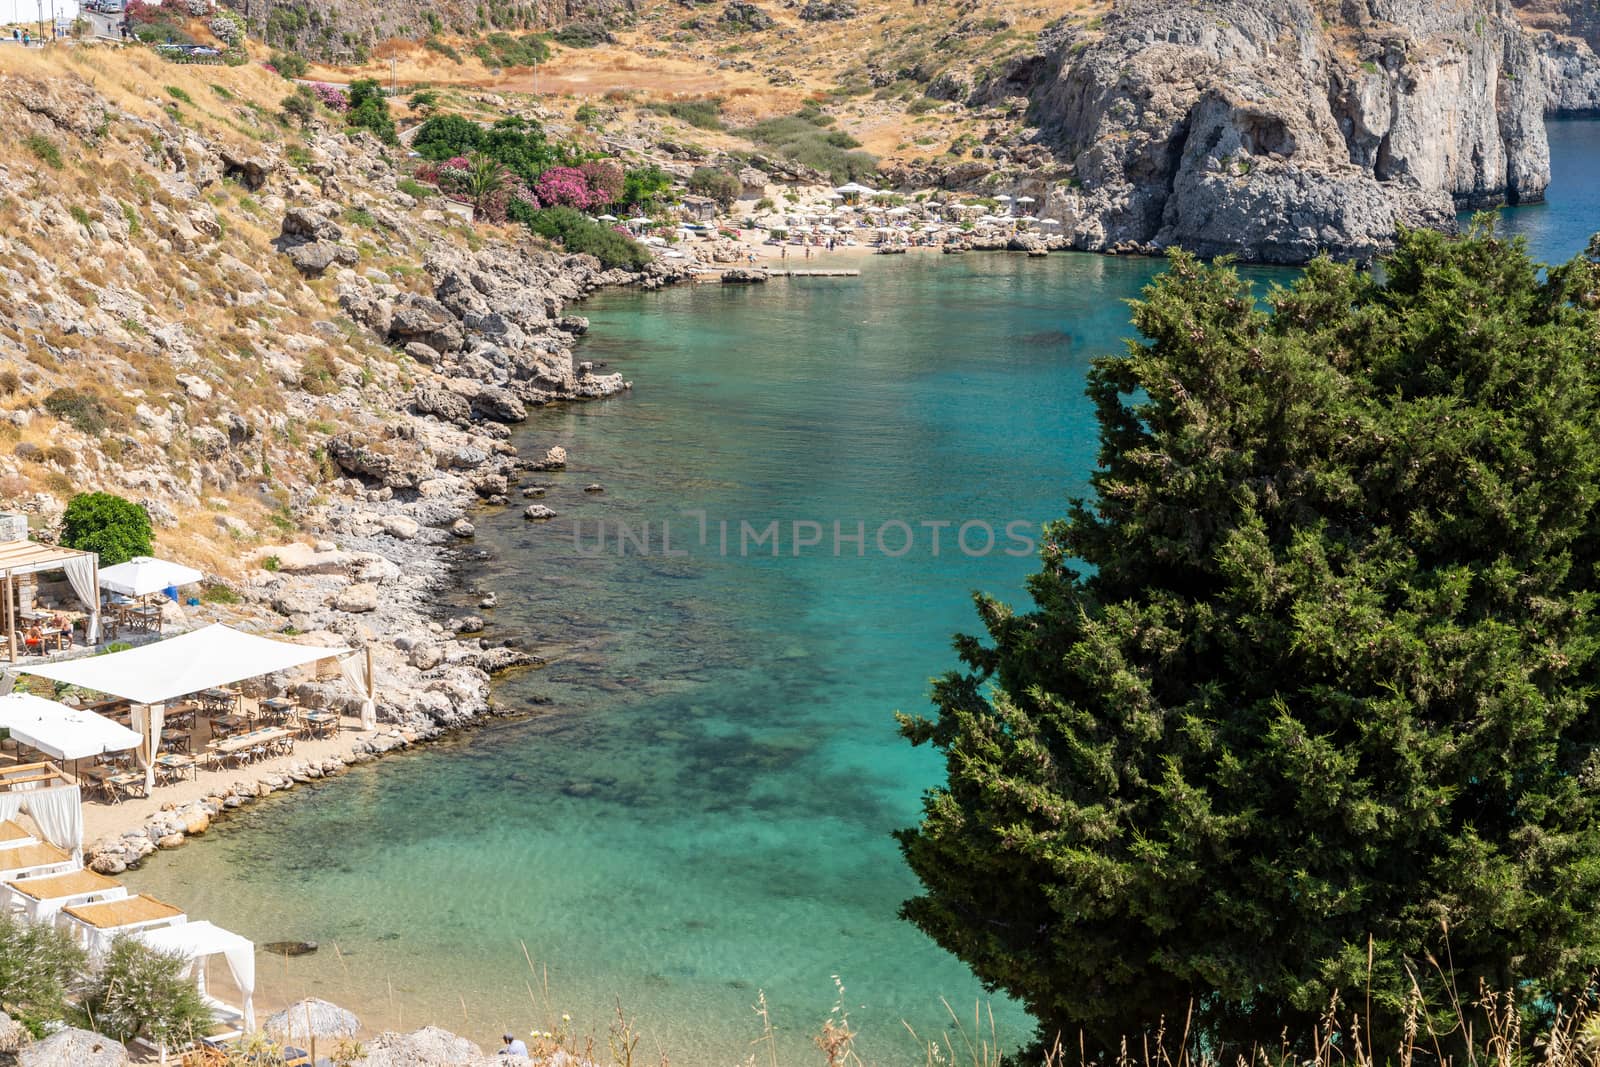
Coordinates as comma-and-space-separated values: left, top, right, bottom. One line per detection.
834, 182, 876, 195
20, 624, 349, 706
139, 920, 256, 1032
1016, 195, 1037, 203
596, 213, 618, 221
97, 556, 203, 598
0, 693, 140, 762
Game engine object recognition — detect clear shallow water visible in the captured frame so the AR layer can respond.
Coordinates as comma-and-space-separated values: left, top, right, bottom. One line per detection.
128, 125, 1600, 1065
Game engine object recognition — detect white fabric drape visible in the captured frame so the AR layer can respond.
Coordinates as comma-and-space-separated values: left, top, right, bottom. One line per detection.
0, 783, 82, 855
61, 553, 100, 644
222, 941, 256, 1031
131, 704, 165, 794
337, 650, 376, 730
22, 783, 82, 857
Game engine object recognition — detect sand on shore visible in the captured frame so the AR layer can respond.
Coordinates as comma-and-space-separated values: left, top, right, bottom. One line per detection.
80, 715, 378, 845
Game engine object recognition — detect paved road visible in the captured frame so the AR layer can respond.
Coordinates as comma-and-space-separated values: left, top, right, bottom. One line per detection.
84, 9, 126, 40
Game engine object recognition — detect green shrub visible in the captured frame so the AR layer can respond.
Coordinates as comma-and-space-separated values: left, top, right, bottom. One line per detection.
201, 583, 240, 603
686, 166, 741, 207
0, 911, 87, 1036
473, 31, 549, 67
61, 492, 153, 566
735, 111, 877, 182
622, 164, 673, 211
81, 937, 214, 1047
210, 83, 234, 100
43, 387, 108, 434
423, 36, 463, 63
412, 113, 485, 159
574, 102, 600, 124
120, 201, 141, 235
345, 78, 396, 144
514, 204, 649, 270
268, 51, 308, 79
397, 177, 433, 200
24, 134, 62, 169
68, 205, 91, 228
164, 85, 192, 105
407, 89, 439, 111
644, 97, 722, 129
552, 20, 611, 47
262, 554, 282, 572
280, 85, 316, 127
344, 206, 376, 228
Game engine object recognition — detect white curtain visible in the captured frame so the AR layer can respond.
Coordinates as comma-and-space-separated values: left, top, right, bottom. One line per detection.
337, 650, 376, 730
221, 942, 256, 1031
132, 704, 164, 794
22, 783, 82, 857
0, 783, 80, 855
61, 554, 100, 644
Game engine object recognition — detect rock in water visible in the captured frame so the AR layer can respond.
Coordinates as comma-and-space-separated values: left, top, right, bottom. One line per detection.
262, 940, 320, 957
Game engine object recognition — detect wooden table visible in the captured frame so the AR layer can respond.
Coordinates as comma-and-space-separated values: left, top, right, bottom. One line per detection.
158, 729, 190, 754
214, 727, 293, 761
198, 688, 242, 713
84, 767, 146, 803
154, 754, 195, 784
301, 711, 338, 739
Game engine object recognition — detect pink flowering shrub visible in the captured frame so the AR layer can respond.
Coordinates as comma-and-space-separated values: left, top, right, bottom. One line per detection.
578, 160, 624, 207
311, 84, 349, 112
533, 166, 594, 209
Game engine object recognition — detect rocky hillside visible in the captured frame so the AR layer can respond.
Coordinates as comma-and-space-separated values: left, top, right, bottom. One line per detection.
961, 0, 1548, 263
229, 0, 634, 60
0, 44, 694, 730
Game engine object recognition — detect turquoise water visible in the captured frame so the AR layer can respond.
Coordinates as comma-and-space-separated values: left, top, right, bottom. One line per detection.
127, 125, 1600, 1064
1470, 118, 1600, 260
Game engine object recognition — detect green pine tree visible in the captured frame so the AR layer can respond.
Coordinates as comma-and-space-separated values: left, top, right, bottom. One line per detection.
897, 225, 1600, 1059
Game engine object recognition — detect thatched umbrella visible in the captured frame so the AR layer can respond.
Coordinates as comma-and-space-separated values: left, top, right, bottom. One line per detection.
265, 998, 360, 1060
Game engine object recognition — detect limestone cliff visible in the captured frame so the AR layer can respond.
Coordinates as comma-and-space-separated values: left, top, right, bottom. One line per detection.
1019, 0, 1551, 263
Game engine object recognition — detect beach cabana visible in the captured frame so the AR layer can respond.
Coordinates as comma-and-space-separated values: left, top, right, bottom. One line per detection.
21, 625, 369, 791
138, 920, 257, 1035
96, 557, 203, 600
2, 868, 126, 923
0, 761, 83, 860
60, 893, 186, 958
0, 538, 101, 658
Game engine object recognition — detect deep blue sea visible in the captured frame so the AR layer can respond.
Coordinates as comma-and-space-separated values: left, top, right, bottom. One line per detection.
127, 121, 1600, 1064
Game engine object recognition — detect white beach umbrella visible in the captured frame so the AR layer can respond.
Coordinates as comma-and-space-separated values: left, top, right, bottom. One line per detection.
265, 999, 360, 1044
1016, 195, 1036, 204
888, 206, 911, 216
97, 556, 203, 598
1039, 218, 1063, 227
994, 194, 1014, 202
627, 216, 653, 227
597, 214, 618, 221
834, 181, 876, 195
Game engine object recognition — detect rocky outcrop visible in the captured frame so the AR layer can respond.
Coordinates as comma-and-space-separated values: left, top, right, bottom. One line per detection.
1531, 30, 1600, 115
17, 1028, 126, 1067
1006, 0, 1551, 263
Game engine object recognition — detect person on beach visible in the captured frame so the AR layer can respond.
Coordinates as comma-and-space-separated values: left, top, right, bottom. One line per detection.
499, 1033, 528, 1056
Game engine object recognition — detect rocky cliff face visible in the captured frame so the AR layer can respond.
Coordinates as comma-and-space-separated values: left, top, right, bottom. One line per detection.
226, 0, 635, 60
1019, 0, 1550, 263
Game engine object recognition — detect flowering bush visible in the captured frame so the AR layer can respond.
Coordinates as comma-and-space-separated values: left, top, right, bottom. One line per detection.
578, 160, 624, 207
208, 9, 245, 43
311, 83, 349, 112
533, 166, 594, 209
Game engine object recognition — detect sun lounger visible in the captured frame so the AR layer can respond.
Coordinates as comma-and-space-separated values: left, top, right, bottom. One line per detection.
0, 841, 75, 881
3, 868, 126, 922
59, 893, 186, 956
0, 819, 37, 850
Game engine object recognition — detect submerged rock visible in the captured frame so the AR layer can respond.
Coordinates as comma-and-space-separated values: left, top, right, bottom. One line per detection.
262, 940, 320, 957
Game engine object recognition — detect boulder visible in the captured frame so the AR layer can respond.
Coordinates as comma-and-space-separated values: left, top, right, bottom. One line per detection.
336, 583, 381, 613
280, 207, 343, 242
451, 518, 476, 538
0, 1009, 29, 1054
524, 505, 556, 520
413, 381, 472, 423
381, 515, 422, 540
471, 386, 528, 423
18, 1028, 125, 1067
